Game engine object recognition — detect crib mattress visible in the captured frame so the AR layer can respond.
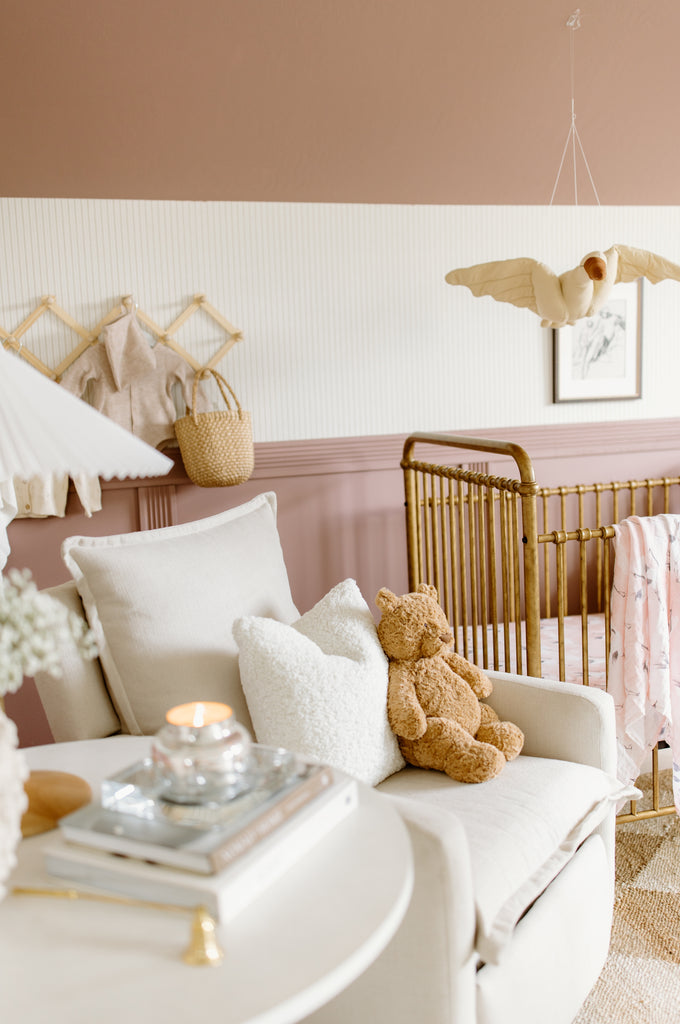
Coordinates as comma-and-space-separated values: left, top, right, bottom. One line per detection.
538, 613, 607, 689
461, 613, 608, 690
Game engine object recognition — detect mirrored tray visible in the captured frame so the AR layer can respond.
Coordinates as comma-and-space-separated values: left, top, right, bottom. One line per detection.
100, 745, 308, 830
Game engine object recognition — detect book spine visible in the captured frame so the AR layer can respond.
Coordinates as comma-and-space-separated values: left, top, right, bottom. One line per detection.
207, 764, 334, 872
212, 778, 358, 920
44, 849, 224, 921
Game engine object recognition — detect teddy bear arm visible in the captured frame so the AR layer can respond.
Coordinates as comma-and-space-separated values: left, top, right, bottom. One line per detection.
387, 664, 428, 740
478, 703, 499, 725
441, 650, 493, 699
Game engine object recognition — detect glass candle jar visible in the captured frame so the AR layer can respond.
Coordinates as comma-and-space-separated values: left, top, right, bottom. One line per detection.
151, 701, 252, 805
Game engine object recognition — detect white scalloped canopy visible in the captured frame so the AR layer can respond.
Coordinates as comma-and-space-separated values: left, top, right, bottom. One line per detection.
0, 345, 173, 482
0, 344, 172, 567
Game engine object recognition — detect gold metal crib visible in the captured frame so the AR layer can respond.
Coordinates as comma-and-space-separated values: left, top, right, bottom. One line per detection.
402, 431, 680, 824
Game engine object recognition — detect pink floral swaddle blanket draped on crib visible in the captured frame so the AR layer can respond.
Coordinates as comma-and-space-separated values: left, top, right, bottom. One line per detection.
608, 514, 680, 814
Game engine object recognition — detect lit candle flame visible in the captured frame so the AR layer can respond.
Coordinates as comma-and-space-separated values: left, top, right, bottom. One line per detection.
166, 702, 232, 727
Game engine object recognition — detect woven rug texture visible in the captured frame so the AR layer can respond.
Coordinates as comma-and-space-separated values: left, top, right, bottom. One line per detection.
573, 769, 680, 1024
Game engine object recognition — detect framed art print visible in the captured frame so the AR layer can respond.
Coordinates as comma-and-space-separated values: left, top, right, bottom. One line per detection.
552, 280, 642, 402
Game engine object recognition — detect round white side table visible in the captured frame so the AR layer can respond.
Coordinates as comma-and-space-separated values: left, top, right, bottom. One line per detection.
2, 736, 413, 1024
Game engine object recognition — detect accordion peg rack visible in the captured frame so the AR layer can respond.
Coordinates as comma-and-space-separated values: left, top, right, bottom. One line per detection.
0, 294, 243, 380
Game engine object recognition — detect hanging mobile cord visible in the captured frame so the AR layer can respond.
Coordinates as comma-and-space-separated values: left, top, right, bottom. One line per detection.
549, 9, 601, 206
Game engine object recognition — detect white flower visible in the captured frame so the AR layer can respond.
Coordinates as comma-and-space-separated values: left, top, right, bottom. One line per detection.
0, 569, 97, 697
0, 709, 29, 900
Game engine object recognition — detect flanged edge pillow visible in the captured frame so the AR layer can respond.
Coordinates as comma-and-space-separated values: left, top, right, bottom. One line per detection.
61, 492, 298, 735
233, 578, 405, 786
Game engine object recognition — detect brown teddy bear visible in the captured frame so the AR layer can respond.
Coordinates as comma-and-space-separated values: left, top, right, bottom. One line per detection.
375, 584, 524, 783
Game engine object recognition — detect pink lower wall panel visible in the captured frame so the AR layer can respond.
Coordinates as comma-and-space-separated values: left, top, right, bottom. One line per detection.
7, 419, 680, 747
5, 437, 410, 747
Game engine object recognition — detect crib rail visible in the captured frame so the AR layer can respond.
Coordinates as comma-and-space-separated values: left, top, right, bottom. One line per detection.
402, 432, 542, 677
402, 432, 679, 824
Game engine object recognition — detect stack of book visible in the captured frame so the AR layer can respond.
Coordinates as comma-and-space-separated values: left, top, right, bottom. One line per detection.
44, 746, 358, 923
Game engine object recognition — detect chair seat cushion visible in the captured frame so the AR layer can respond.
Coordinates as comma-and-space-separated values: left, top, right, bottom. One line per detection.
378, 755, 634, 964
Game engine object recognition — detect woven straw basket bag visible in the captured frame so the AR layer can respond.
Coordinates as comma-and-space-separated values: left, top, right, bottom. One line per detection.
175, 368, 254, 487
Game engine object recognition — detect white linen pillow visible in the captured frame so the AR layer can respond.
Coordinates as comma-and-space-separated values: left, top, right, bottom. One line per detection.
234, 578, 405, 786
62, 492, 298, 736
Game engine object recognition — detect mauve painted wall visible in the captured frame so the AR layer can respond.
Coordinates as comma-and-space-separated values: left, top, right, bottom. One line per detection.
1, 0, 679, 204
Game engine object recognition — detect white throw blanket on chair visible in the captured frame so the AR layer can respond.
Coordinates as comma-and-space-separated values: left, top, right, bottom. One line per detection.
609, 514, 680, 814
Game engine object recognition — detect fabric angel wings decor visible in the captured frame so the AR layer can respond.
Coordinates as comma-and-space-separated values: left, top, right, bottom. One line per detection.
445, 244, 680, 329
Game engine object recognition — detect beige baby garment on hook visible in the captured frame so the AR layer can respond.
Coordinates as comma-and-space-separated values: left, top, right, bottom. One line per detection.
13, 473, 102, 519
59, 311, 204, 449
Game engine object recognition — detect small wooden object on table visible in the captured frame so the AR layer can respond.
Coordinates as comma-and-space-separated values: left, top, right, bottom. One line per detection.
21, 771, 92, 837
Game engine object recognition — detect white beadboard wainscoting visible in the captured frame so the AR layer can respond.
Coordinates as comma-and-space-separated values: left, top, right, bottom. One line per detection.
2, 198, 680, 440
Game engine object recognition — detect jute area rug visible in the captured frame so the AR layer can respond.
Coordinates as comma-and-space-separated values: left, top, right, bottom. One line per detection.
573, 769, 680, 1024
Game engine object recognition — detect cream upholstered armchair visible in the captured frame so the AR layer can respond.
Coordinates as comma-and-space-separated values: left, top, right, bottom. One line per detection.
32, 493, 627, 1024
310, 670, 619, 1024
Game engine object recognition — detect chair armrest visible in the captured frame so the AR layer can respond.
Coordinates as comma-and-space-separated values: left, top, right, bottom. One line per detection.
384, 794, 476, 962
307, 793, 478, 1024
485, 671, 616, 775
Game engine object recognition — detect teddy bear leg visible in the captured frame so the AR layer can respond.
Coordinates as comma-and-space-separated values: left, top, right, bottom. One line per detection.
476, 712, 524, 762
403, 718, 506, 784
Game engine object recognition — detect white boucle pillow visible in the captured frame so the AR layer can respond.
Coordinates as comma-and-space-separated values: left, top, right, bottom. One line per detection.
233, 579, 405, 786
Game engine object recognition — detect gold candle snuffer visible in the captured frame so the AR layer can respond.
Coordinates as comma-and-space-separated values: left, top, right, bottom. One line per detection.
13, 885, 224, 967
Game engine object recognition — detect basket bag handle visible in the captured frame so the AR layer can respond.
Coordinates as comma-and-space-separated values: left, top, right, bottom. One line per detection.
188, 367, 245, 424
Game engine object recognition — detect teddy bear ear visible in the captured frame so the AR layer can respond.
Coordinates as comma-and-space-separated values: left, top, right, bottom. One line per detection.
376, 587, 399, 612
417, 583, 439, 600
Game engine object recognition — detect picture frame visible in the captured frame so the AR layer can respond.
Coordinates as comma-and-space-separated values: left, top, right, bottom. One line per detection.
552, 280, 642, 402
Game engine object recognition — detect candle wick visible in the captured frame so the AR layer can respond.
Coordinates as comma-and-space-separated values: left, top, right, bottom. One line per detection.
193, 703, 206, 728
